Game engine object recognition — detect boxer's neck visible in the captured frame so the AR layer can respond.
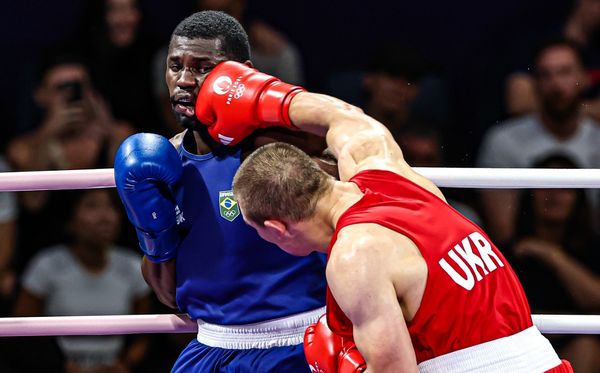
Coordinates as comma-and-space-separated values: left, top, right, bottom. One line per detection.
185, 128, 221, 154
320, 180, 364, 232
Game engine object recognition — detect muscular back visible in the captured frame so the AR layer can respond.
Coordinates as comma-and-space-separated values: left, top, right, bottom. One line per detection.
325, 169, 532, 365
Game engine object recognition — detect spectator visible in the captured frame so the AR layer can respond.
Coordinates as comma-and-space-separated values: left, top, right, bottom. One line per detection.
6, 54, 133, 271
14, 189, 151, 373
505, 0, 600, 117
397, 124, 482, 226
508, 154, 600, 373
82, 0, 163, 134
324, 43, 449, 139
477, 38, 600, 244
7, 53, 133, 174
364, 45, 428, 136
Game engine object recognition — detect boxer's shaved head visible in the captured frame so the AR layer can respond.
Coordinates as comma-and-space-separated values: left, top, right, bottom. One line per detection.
233, 143, 333, 226
172, 10, 250, 62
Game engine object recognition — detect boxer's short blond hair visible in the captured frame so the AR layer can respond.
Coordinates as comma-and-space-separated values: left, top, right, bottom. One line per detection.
233, 142, 332, 225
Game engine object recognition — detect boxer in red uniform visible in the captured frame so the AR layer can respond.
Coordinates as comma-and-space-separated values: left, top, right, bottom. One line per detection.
195, 61, 573, 372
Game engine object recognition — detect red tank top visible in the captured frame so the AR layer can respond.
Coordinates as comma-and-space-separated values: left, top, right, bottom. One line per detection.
326, 169, 532, 363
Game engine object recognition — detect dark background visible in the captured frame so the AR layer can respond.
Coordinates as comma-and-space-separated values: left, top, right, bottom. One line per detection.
0, 0, 574, 163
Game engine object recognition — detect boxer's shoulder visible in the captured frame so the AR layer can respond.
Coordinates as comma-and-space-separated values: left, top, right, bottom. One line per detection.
330, 224, 424, 278
328, 225, 386, 271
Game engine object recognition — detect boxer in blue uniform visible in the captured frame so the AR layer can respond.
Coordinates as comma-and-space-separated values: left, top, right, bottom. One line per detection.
113, 11, 328, 372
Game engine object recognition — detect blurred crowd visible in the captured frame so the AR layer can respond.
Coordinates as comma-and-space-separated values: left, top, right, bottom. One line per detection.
1, 0, 600, 372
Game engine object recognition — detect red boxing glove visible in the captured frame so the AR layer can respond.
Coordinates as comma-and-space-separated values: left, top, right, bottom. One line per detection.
195, 61, 305, 146
338, 341, 367, 373
304, 314, 344, 373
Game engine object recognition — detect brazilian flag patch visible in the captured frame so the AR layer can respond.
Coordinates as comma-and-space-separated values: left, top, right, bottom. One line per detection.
219, 190, 240, 222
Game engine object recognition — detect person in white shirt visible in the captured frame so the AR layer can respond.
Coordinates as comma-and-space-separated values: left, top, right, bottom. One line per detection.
14, 189, 151, 372
477, 38, 600, 244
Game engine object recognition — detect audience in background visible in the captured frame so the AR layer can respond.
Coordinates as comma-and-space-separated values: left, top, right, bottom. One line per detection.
477, 38, 600, 244
324, 43, 449, 140
397, 124, 482, 226
5, 55, 134, 273
14, 189, 151, 373
507, 154, 600, 373
6, 54, 132, 174
0, 3, 599, 372
362, 45, 445, 136
81, 0, 163, 135
505, 0, 600, 118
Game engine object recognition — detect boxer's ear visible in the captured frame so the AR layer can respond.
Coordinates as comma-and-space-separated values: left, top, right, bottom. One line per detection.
264, 219, 287, 236
243, 60, 253, 68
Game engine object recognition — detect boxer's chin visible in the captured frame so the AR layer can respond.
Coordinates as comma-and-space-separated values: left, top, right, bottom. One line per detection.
177, 113, 201, 130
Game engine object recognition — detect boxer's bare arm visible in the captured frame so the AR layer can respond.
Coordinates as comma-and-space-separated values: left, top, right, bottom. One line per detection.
289, 92, 445, 201
327, 225, 420, 372
141, 256, 178, 309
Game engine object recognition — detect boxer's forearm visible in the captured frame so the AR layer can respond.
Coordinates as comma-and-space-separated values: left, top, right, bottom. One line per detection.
288, 92, 361, 135
353, 318, 419, 373
288, 92, 446, 199
289, 92, 406, 182
141, 256, 178, 309
288, 92, 376, 157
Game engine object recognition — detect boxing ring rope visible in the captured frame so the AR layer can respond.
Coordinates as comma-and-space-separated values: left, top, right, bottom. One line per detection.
0, 314, 598, 337
2, 167, 600, 192
0, 168, 115, 192
0, 167, 599, 338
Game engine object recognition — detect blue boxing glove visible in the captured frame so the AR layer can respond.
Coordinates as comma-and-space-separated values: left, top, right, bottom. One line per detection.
114, 133, 184, 263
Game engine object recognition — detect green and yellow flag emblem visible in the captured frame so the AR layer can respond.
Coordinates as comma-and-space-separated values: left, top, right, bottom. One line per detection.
219, 190, 240, 222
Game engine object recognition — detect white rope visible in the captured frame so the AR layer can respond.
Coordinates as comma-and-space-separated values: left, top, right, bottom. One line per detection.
0, 168, 115, 192
416, 167, 600, 189
532, 314, 600, 334
0, 314, 597, 336
0, 314, 196, 336
0, 167, 600, 192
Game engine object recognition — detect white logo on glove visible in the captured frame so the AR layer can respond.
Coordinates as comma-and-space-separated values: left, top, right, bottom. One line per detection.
218, 133, 235, 145
175, 205, 185, 225
309, 363, 325, 373
213, 76, 233, 95
233, 84, 245, 99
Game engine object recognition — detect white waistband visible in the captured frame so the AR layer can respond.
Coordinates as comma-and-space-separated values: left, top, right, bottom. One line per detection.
418, 326, 562, 373
196, 306, 325, 349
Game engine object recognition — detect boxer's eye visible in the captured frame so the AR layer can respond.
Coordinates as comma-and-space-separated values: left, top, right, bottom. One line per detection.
195, 65, 215, 74
169, 63, 182, 72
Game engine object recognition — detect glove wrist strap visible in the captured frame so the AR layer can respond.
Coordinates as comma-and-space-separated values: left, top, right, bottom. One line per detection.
259, 82, 305, 128
137, 226, 180, 263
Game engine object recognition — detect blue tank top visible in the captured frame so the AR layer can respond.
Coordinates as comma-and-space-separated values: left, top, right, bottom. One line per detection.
175, 141, 326, 325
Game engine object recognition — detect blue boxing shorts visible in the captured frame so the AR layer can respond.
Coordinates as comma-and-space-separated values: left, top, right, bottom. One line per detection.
171, 339, 308, 372
171, 307, 324, 372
